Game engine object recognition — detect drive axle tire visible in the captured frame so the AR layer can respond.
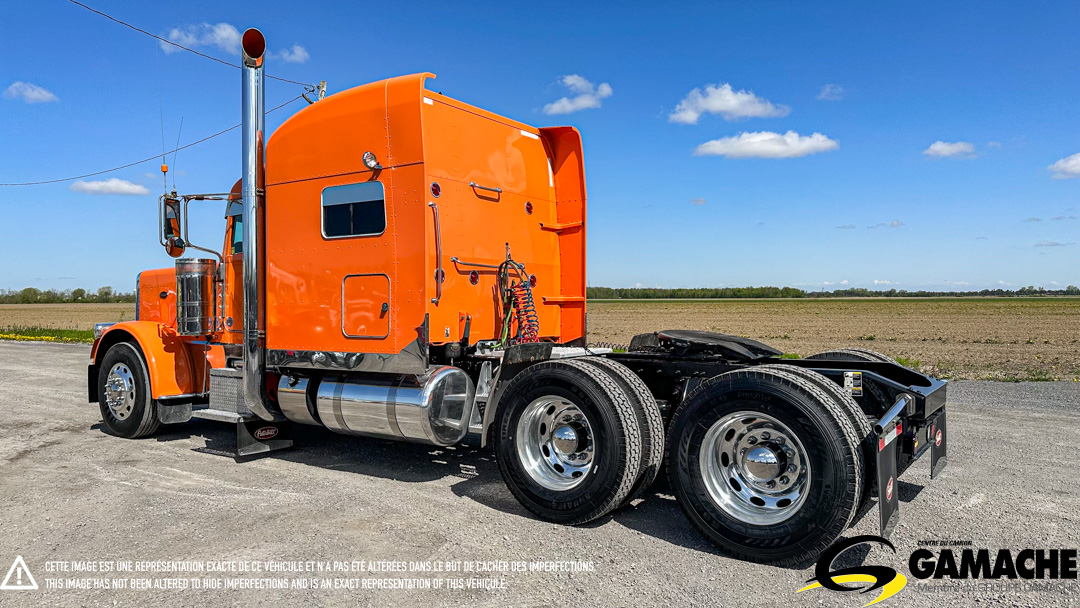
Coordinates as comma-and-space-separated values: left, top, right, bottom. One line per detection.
807, 348, 893, 364
667, 367, 862, 566
97, 342, 160, 438
755, 364, 875, 518
495, 359, 642, 525
579, 356, 664, 506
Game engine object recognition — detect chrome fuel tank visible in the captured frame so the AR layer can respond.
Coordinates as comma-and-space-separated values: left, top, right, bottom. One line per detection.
278, 366, 475, 447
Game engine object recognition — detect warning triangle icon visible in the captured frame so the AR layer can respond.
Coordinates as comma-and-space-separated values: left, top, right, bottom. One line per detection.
0, 555, 38, 590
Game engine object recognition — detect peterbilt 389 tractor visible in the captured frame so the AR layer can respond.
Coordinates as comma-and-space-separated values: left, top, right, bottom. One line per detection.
88, 28, 948, 565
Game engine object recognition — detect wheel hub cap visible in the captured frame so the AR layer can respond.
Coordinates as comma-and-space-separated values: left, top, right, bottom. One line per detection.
699, 411, 811, 525
515, 397, 595, 491
104, 363, 137, 421
742, 446, 782, 482
552, 424, 585, 454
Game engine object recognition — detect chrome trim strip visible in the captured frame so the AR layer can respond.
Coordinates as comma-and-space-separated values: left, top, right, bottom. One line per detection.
267, 339, 428, 376
157, 392, 207, 402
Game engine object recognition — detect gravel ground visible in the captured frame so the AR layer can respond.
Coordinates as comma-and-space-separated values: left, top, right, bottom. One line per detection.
0, 341, 1077, 607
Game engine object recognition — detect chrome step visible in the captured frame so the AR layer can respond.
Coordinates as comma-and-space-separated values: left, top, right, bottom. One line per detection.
190, 408, 256, 423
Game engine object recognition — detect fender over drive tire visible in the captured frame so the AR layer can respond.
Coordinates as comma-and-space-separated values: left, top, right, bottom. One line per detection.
495, 359, 642, 525
667, 367, 862, 566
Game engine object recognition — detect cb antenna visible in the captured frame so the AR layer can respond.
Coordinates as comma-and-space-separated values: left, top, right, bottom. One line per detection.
170, 117, 184, 191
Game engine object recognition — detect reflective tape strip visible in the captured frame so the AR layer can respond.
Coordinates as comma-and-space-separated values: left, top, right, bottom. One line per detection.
878, 423, 901, 451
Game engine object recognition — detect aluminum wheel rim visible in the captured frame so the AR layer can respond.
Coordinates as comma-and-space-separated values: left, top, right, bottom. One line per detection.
699, 410, 811, 525
104, 362, 137, 421
515, 396, 595, 491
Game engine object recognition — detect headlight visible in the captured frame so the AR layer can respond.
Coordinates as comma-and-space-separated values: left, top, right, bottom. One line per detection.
93, 323, 116, 340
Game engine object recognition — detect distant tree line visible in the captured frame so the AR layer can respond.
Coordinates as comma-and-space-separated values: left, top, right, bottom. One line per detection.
587, 285, 1080, 299
0, 287, 136, 304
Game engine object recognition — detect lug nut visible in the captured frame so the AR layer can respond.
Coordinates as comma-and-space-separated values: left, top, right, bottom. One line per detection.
779, 476, 789, 485
760, 431, 771, 440
788, 464, 797, 473
766, 481, 776, 488
747, 436, 758, 445
775, 437, 785, 445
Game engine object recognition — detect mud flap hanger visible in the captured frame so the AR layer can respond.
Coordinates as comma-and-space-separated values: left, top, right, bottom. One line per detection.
874, 393, 911, 539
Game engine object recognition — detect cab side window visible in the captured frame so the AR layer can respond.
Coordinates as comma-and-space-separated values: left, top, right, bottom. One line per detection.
322, 181, 386, 238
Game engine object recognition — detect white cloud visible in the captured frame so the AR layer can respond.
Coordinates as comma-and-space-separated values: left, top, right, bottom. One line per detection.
874, 279, 893, 285
923, 141, 976, 158
1048, 152, 1080, 179
816, 84, 845, 101
866, 219, 904, 229
836, 224, 856, 229
274, 44, 310, 64
669, 83, 789, 124
987, 141, 1002, 148
690, 197, 707, 206
840, 280, 849, 285
3, 81, 58, 104
1035, 241, 1071, 247
542, 75, 612, 115
693, 131, 837, 159
70, 178, 150, 196
162, 23, 241, 55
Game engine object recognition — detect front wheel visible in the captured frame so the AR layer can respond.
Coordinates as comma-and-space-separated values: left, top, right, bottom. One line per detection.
494, 359, 642, 525
667, 367, 862, 565
97, 342, 160, 438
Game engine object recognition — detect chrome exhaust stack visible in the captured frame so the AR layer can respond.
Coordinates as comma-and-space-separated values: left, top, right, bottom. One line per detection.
240, 28, 280, 422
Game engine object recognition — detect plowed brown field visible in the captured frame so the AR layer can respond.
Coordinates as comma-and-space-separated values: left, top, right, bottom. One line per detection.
3, 299, 1077, 380
588, 298, 1080, 381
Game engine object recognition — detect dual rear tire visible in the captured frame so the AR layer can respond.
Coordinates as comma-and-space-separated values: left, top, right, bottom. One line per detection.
666, 366, 864, 565
493, 358, 662, 525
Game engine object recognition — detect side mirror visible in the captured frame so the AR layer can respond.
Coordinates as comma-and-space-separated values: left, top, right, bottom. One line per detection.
161, 197, 187, 258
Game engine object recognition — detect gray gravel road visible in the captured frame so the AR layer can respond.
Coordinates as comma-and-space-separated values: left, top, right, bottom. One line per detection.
1, 341, 1077, 607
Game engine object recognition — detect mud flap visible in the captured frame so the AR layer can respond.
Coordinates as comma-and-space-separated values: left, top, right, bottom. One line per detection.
930, 411, 947, 479
876, 421, 900, 539
237, 419, 293, 457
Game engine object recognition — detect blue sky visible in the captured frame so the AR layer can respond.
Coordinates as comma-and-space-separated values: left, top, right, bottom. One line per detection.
1, 1, 1078, 292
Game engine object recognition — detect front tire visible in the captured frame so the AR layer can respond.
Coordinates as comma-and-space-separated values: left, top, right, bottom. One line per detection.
97, 342, 160, 438
494, 359, 642, 525
667, 367, 862, 565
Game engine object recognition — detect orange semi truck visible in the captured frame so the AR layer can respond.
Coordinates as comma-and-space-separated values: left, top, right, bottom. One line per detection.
88, 28, 949, 565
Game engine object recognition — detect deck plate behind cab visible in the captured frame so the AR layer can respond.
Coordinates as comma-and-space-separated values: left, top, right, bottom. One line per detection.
628, 330, 782, 361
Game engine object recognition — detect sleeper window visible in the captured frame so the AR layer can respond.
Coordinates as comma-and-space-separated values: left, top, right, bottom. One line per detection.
322, 181, 386, 238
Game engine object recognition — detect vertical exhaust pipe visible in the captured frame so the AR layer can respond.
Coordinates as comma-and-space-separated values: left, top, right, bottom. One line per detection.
240, 28, 281, 421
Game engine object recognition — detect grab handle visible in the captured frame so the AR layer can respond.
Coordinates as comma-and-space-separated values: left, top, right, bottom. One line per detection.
429, 201, 444, 304
468, 181, 502, 194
